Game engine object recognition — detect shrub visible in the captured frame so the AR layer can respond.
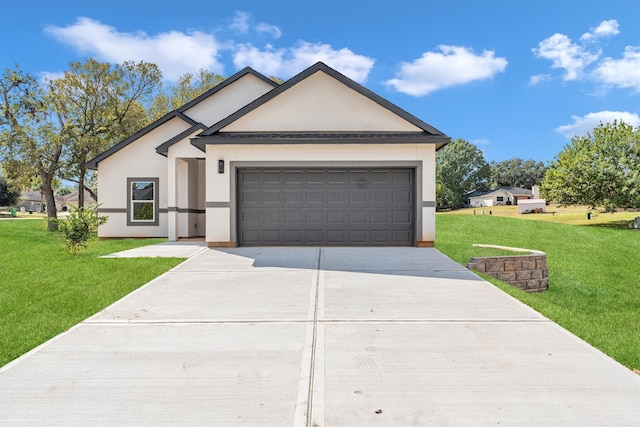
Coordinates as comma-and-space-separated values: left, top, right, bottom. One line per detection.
53, 206, 108, 254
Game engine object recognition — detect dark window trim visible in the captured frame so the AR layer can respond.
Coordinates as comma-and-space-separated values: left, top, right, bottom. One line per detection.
127, 177, 159, 226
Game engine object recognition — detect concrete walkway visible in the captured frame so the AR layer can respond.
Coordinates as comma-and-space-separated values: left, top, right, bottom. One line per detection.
1, 247, 638, 426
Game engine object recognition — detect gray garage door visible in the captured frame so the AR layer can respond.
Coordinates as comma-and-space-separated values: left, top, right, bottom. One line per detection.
237, 168, 415, 246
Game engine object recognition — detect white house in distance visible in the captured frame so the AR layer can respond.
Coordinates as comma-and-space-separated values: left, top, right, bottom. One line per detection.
86, 62, 451, 247
468, 187, 533, 207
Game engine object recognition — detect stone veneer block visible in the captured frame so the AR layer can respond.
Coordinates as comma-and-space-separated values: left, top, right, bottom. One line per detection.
466, 245, 549, 293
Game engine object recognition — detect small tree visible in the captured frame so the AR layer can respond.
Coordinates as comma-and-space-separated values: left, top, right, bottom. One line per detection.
436, 138, 490, 209
541, 121, 640, 211
54, 205, 107, 254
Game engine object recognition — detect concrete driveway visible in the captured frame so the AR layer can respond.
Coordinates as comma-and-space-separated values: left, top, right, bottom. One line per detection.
1, 247, 638, 426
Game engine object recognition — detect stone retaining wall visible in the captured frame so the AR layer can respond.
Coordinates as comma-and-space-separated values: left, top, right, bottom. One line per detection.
466, 245, 548, 292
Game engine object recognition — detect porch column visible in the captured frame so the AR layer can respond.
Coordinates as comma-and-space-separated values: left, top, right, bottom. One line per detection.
167, 157, 178, 241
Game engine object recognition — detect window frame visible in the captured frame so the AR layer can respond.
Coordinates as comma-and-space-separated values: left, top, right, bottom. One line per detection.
127, 178, 159, 226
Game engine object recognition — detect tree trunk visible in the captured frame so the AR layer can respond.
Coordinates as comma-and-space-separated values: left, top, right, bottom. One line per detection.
40, 171, 58, 231
83, 183, 98, 203
78, 165, 85, 208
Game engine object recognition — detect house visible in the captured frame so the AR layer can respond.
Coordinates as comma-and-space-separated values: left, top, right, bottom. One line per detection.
468, 187, 533, 207
19, 191, 65, 213
59, 190, 97, 211
86, 62, 451, 247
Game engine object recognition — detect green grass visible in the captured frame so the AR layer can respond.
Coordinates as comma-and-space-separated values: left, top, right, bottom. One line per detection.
436, 214, 640, 370
0, 219, 184, 367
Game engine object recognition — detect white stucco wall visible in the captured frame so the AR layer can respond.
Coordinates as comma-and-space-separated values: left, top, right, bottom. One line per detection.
97, 117, 191, 238
205, 143, 437, 244
182, 74, 275, 126
222, 72, 422, 133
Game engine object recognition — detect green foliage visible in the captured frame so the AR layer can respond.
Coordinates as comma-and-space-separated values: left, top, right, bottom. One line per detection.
489, 158, 547, 189
53, 205, 108, 254
0, 219, 182, 366
436, 138, 490, 209
0, 66, 62, 230
52, 59, 162, 207
541, 120, 640, 211
436, 213, 640, 370
0, 172, 20, 206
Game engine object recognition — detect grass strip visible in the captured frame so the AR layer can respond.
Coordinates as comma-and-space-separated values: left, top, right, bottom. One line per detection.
435, 214, 640, 371
0, 219, 184, 367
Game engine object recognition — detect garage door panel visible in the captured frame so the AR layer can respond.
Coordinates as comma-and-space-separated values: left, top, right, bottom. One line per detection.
306, 229, 324, 244
284, 191, 304, 204
327, 191, 347, 204
283, 229, 303, 244
327, 229, 346, 243
240, 209, 260, 224
371, 210, 390, 223
238, 169, 414, 246
393, 170, 413, 184
262, 191, 282, 204
327, 210, 346, 224
306, 191, 324, 204
284, 210, 304, 224
349, 192, 368, 204
348, 229, 368, 243
240, 190, 261, 204
305, 210, 324, 223
393, 191, 412, 204
262, 210, 283, 224
262, 171, 283, 184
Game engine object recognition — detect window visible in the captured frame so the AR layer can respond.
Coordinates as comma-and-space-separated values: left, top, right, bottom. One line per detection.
127, 178, 159, 226
496, 196, 504, 202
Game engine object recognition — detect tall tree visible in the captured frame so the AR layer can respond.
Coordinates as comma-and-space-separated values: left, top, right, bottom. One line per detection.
147, 69, 225, 121
436, 138, 490, 209
52, 59, 162, 206
541, 120, 640, 211
0, 67, 63, 230
489, 158, 547, 189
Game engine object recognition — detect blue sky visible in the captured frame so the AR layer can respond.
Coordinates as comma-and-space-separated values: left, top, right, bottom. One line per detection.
2, 0, 639, 163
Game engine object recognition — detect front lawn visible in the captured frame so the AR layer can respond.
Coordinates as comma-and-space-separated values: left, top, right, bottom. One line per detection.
436, 213, 640, 371
0, 219, 184, 367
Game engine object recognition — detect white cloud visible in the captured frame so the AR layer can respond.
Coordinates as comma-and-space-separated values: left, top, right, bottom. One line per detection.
531, 19, 640, 90
532, 33, 599, 81
256, 23, 282, 39
528, 73, 552, 86
232, 41, 375, 82
384, 45, 507, 96
229, 11, 251, 34
580, 19, 620, 42
45, 17, 224, 81
594, 46, 640, 91
229, 11, 281, 39
555, 111, 640, 138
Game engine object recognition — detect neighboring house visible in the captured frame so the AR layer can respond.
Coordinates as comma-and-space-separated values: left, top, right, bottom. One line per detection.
468, 187, 533, 207
86, 62, 451, 247
59, 190, 97, 211
19, 191, 65, 213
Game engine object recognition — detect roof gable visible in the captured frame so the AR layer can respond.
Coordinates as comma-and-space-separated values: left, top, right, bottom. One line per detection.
199, 62, 448, 137
86, 67, 278, 169
86, 112, 196, 169
471, 187, 533, 198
